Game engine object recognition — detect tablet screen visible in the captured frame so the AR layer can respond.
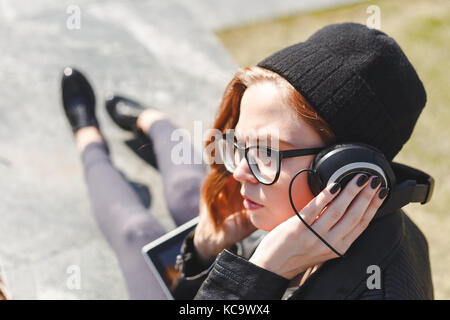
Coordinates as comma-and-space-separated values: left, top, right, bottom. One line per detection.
142, 217, 199, 299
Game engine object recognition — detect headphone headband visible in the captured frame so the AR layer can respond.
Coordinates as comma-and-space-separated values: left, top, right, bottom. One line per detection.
381, 162, 434, 214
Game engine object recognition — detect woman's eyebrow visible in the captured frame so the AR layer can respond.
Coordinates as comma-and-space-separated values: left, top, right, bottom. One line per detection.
235, 134, 294, 148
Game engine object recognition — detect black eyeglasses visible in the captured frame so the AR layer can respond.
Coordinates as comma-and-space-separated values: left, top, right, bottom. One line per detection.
217, 134, 326, 185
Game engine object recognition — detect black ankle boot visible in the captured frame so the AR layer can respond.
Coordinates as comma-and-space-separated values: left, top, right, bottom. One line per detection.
105, 95, 150, 132
61, 67, 99, 134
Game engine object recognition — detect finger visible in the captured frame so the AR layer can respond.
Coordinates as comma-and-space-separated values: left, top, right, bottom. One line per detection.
239, 210, 258, 234
334, 186, 390, 252
226, 209, 252, 228
328, 175, 382, 238
199, 200, 207, 216
224, 210, 257, 243
299, 181, 342, 226
312, 173, 370, 234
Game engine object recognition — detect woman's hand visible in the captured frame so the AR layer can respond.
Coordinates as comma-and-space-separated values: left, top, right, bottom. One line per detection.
249, 173, 388, 280
194, 177, 257, 263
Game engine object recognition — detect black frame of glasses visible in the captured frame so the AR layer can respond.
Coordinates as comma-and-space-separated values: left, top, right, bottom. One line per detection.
219, 134, 327, 185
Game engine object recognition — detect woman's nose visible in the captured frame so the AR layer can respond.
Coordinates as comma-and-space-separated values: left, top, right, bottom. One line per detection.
233, 157, 258, 183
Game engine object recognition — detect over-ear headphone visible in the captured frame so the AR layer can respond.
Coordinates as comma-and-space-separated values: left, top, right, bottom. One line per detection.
306, 141, 434, 218
289, 141, 434, 257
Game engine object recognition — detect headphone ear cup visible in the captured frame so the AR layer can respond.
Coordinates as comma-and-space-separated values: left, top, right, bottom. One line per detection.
307, 168, 322, 197
308, 142, 395, 195
308, 143, 349, 196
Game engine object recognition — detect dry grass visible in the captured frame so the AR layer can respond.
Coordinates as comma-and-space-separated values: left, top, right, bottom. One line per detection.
216, 0, 450, 299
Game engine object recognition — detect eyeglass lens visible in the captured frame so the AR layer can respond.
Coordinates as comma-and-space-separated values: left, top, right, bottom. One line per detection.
217, 137, 279, 184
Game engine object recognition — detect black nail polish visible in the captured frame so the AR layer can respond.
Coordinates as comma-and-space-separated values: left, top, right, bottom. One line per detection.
370, 176, 381, 189
330, 183, 341, 194
378, 187, 388, 199
356, 174, 369, 187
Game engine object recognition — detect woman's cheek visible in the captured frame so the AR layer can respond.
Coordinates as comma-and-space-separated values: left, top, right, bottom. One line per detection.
263, 186, 295, 227
277, 171, 313, 221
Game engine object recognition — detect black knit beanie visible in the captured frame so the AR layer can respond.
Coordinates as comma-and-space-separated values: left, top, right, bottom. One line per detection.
256, 22, 426, 162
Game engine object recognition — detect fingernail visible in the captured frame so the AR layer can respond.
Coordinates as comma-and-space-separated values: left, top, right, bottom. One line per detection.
330, 183, 341, 194
370, 176, 381, 189
378, 187, 389, 199
356, 174, 369, 187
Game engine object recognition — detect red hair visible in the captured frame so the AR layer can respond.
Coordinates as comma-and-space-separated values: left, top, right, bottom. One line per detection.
202, 66, 337, 231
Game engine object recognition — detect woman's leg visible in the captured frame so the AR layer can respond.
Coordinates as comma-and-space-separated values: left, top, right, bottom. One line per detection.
77, 127, 168, 299
137, 112, 206, 227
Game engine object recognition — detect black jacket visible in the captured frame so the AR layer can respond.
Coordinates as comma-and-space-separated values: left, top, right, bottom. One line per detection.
172, 209, 433, 300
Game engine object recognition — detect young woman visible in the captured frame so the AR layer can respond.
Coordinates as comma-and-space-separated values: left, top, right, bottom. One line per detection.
61, 22, 433, 300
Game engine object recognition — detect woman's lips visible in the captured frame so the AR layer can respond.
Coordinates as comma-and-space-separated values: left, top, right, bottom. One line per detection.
242, 196, 264, 210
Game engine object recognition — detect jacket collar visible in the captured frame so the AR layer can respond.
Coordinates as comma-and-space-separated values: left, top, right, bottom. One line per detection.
289, 209, 405, 299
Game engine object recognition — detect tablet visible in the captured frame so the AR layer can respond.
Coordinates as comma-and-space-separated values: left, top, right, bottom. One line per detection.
141, 216, 199, 300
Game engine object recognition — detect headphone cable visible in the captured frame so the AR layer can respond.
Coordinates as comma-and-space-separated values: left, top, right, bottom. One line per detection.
288, 169, 345, 258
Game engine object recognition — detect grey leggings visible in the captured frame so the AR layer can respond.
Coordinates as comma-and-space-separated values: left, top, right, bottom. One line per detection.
80, 119, 206, 299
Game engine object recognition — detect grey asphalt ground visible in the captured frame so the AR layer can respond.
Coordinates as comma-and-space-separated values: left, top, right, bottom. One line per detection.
0, 0, 362, 299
